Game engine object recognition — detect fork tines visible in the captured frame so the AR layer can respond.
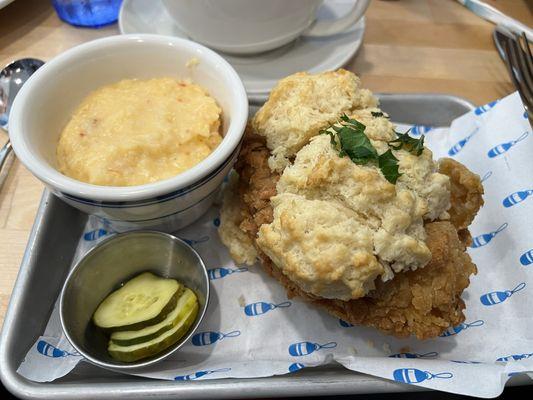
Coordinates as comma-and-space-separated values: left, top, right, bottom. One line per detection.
498, 29, 533, 119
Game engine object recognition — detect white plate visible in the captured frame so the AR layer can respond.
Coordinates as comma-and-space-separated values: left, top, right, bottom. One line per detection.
119, 0, 365, 102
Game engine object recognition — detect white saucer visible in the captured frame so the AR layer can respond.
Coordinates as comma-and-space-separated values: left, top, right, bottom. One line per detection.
119, 0, 365, 103
0, 0, 15, 10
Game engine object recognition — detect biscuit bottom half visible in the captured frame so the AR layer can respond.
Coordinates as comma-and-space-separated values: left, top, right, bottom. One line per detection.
220, 133, 483, 339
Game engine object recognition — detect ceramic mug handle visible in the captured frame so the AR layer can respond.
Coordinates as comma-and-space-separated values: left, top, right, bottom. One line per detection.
303, 0, 370, 37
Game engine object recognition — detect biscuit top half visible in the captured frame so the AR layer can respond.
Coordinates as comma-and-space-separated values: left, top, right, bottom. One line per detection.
251, 70, 452, 301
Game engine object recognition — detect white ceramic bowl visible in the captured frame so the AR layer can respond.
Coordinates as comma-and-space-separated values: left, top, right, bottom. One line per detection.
9, 34, 248, 232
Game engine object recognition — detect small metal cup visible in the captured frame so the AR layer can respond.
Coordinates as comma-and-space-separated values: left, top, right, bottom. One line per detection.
59, 230, 209, 371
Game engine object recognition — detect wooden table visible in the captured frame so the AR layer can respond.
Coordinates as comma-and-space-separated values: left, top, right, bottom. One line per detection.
0, 0, 531, 327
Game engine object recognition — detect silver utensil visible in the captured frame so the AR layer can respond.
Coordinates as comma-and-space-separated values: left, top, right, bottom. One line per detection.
0, 58, 45, 181
493, 28, 509, 61
456, 0, 533, 38
493, 26, 533, 121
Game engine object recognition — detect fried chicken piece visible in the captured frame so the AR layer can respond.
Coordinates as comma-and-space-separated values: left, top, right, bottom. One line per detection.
219, 173, 258, 265
439, 157, 484, 231
234, 129, 280, 239
228, 133, 481, 339
259, 221, 476, 339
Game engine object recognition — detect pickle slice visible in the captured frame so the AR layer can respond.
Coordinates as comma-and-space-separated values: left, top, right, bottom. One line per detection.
110, 288, 198, 346
93, 272, 180, 331
108, 301, 199, 362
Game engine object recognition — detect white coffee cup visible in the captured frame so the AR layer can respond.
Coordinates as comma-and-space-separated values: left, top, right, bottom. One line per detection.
161, 0, 371, 55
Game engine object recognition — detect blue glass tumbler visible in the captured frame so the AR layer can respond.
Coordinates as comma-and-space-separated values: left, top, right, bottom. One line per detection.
52, 0, 123, 28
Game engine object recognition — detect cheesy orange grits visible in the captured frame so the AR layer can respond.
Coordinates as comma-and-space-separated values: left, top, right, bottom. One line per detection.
56, 77, 222, 186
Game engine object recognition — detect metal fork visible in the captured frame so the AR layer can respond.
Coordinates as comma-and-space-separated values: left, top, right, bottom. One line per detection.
494, 26, 533, 120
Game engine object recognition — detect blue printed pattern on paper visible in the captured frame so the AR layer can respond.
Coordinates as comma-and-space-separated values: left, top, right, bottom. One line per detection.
474, 100, 498, 115
448, 128, 478, 156
288, 363, 305, 373
192, 330, 241, 346
520, 249, 533, 266
37, 340, 79, 358
496, 353, 533, 362
487, 131, 529, 158
480, 282, 526, 306
83, 228, 110, 241
174, 368, 231, 381
450, 360, 482, 364
288, 341, 337, 356
480, 171, 492, 183
244, 301, 291, 316
470, 223, 508, 248
393, 368, 453, 384
410, 125, 433, 135
208, 267, 248, 280
440, 320, 484, 337
503, 189, 533, 208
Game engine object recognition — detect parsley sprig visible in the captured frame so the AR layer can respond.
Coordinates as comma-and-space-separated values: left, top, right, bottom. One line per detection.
332, 115, 377, 164
378, 150, 400, 184
388, 130, 425, 156
321, 114, 425, 184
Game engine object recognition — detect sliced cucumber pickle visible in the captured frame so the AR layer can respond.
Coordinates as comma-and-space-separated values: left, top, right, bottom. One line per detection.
110, 288, 198, 347
108, 300, 199, 362
93, 272, 180, 331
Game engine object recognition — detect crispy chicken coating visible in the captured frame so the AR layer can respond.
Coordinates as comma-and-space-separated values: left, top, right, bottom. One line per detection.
220, 134, 482, 339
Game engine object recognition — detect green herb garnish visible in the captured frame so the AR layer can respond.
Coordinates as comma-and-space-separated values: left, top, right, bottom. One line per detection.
335, 115, 377, 164
321, 114, 401, 184
378, 149, 400, 184
388, 130, 425, 156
